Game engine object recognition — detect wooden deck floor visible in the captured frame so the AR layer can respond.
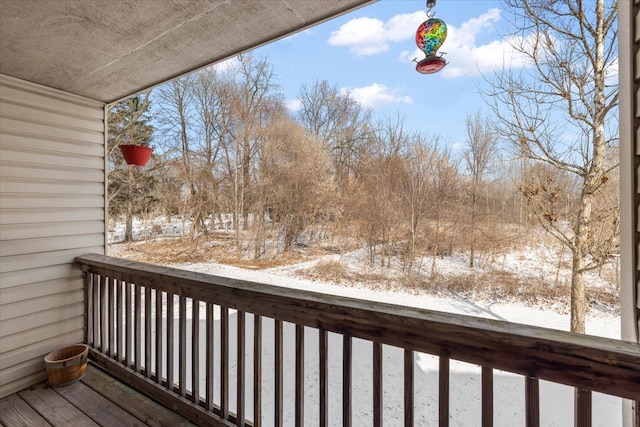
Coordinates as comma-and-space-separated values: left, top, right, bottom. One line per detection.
0, 364, 195, 427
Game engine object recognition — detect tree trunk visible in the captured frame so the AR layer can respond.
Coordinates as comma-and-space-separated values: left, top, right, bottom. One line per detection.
469, 189, 477, 268
570, 249, 587, 334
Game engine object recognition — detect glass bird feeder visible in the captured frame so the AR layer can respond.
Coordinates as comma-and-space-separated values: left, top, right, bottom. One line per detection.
414, 1, 448, 74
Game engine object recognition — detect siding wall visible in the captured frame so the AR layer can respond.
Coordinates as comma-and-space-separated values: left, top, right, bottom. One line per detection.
621, 0, 640, 350
0, 74, 105, 397
635, 0, 640, 346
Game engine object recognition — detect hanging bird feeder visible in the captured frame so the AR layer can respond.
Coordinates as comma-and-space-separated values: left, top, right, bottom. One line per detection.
120, 144, 153, 166
414, 0, 448, 74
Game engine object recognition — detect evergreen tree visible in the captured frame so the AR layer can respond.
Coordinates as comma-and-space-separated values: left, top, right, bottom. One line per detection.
107, 94, 157, 242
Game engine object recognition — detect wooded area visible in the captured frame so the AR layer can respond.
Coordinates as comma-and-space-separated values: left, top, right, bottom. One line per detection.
107, 1, 619, 337
107, 53, 618, 275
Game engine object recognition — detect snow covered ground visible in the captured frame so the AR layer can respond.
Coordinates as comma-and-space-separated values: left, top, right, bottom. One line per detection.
110, 220, 623, 426
154, 258, 622, 427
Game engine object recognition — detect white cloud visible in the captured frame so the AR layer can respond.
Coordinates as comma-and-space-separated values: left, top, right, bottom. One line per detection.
332, 8, 532, 78
438, 14, 533, 78
328, 12, 424, 56
344, 83, 413, 108
287, 99, 302, 112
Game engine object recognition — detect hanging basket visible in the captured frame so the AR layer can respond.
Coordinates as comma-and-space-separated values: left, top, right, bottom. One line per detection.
120, 144, 153, 166
44, 344, 89, 387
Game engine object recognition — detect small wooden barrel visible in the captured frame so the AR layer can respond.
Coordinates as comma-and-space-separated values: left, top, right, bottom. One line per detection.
44, 344, 89, 387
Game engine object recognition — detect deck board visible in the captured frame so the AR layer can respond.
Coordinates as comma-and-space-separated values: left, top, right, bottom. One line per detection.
53, 379, 149, 426
0, 364, 194, 427
0, 394, 50, 427
18, 383, 98, 427
81, 364, 194, 427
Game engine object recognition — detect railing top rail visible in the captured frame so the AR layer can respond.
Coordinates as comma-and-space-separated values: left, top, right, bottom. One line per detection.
76, 253, 640, 400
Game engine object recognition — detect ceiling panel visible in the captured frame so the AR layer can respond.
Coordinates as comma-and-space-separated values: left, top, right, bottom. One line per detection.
0, 0, 375, 103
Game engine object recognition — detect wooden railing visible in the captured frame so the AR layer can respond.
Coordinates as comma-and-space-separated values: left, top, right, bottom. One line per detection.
75, 254, 640, 427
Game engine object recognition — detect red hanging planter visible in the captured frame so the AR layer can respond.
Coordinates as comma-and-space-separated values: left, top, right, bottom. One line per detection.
119, 144, 153, 166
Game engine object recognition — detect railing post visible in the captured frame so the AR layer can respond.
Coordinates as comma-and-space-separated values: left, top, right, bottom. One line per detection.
319, 329, 328, 427
108, 278, 115, 358
525, 377, 539, 427
481, 366, 493, 427
575, 388, 592, 427
253, 315, 262, 427
295, 325, 304, 427
192, 299, 200, 404
205, 302, 215, 412
178, 296, 187, 398
343, 335, 352, 427
134, 284, 142, 373
373, 342, 383, 427
221, 306, 229, 419
166, 293, 174, 392
405, 349, 414, 427
237, 310, 245, 426
125, 282, 132, 368
439, 356, 449, 427
84, 272, 92, 346
117, 280, 123, 363
155, 290, 163, 385
145, 286, 152, 378
274, 319, 283, 427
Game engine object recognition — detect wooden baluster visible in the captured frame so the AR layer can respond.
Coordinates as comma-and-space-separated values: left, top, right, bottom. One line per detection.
85, 273, 93, 346
439, 356, 449, 427
319, 329, 328, 427
125, 282, 132, 368
166, 293, 174, 392
221, 306, 229, 419
93, 275, 100, 349
343, 335, 352, 427
155, 290, 163, 384
100, 275, 107, 352
134, 284, 142, 373
274, 319, 283, 427
405, 349, 414, 427
145, 287, 152, 378
116, 280, 123, 363
206, 302, 215, 412
108, 278, 115, 358
373, 342, 383, 427
525, 377, 539, 427
237, 311, 245, 426
295, 325, 304, 427
253, 315, 262, 427
482, 367, 493, 427
192, 300, 200, 404
575, 388, 592, 427
179, 295, 187, 397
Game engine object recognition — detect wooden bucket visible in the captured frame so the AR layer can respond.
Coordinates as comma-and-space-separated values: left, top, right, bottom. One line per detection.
44, 344, 89, 387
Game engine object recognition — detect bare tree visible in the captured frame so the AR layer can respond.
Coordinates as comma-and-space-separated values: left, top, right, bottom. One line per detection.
296, 80, 373, 183
192, 67, 225, 230
257, 115, 336, 253
222, 55, 283, 233
155, 75, 209, 238
463, 111, 498, 268
484, 0, 618, 333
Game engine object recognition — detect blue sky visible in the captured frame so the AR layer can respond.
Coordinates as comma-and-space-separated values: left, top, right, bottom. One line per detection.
234, 0, 526, 149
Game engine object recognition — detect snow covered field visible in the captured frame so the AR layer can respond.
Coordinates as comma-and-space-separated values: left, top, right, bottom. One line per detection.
151, 258, 622, 426
110, 220, 623, 426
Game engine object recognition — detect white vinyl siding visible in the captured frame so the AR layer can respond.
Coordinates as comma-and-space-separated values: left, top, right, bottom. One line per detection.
0, 74, 105, 397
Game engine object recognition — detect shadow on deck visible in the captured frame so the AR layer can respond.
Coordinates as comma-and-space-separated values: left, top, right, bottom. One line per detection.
0, 364, 194, 427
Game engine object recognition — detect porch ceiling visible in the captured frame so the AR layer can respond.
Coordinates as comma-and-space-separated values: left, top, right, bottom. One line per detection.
0, 0, 375, 104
